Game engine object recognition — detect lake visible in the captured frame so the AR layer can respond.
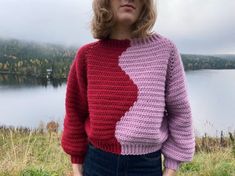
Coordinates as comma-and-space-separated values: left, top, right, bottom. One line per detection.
0, 69, 234, 137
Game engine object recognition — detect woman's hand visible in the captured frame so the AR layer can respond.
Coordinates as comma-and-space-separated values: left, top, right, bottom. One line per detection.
72, 163, 83, 176
163, 168, 177, 176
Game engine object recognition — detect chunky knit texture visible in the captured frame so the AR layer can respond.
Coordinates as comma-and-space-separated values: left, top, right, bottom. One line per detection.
61, 32, 195, 171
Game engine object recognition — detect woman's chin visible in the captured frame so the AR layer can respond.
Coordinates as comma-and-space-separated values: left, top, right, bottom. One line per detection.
117, 17, 135, 26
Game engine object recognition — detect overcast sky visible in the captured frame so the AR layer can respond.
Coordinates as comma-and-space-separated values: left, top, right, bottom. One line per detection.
0, 0, 234, 54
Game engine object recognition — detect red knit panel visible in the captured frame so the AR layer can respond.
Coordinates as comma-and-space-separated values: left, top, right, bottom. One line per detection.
85, 42, 138, 154
61, 43, 93, 164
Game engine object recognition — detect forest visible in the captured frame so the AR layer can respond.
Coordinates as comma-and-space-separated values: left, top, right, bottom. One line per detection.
181, 54, 235, 70
0, 38, 235, 80
0, 38, 76, 80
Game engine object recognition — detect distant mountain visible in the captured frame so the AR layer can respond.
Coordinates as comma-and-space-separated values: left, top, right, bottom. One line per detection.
212, 54, 235, 61
0, 37, 78, 79
181, 54, 235, 70
0, 37, 78, 61
0, 37, 234, 80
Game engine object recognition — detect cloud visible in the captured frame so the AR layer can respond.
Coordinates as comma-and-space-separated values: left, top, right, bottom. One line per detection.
0, 0, 234, 54
0, 0, 93, 47
156, 0, 235, 54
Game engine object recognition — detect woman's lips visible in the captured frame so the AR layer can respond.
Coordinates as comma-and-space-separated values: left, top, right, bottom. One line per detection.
120, 4, 136, 10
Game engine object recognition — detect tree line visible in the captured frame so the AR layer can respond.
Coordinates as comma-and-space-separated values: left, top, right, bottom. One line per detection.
0, 38, 76, 79
181, 54, 235, 70
0, 38, 235, 80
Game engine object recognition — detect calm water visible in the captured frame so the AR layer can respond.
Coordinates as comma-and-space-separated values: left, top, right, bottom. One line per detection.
0, 69, 234, 137
187, 69, 235, 137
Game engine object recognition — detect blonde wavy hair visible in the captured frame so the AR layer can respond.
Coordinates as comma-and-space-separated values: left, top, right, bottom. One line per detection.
91, 0, 157, 39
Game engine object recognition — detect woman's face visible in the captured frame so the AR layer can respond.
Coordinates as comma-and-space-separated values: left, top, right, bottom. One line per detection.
110, 0, 144, 26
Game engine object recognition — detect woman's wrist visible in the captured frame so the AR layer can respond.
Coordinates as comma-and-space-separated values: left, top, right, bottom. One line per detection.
163, 167, 177, 176
72, 163, 83, 174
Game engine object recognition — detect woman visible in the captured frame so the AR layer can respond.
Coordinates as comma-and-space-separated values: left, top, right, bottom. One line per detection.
61, 0, 195, 176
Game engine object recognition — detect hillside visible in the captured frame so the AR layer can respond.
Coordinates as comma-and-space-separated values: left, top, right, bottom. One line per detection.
0, 37, 77, 79
0, 37, 235, 80
181, 53, 235, 70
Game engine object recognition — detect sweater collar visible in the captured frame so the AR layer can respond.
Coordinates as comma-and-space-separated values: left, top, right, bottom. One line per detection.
99, 32, 160, 48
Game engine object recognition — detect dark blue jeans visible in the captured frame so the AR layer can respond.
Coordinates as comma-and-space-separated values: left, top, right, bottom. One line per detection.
82, 142, 163, 176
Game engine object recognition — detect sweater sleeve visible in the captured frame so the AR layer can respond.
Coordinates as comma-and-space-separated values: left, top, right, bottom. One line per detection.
161, 42, 196, 171
61, 46, 89, 164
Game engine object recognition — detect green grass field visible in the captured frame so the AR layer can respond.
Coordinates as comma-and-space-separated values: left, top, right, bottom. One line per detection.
0, 125, 234, 176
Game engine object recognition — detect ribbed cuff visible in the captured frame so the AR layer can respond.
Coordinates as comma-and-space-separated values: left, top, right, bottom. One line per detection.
71, 155, 85, 164
164, 157, 181, 171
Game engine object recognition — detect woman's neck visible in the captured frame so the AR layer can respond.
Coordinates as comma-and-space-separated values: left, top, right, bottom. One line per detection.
109, 24, 132, 40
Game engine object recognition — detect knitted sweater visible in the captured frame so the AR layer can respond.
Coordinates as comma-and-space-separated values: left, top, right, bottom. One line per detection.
61, 32, 195, 171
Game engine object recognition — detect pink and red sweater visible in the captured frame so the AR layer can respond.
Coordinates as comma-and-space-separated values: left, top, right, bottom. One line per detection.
61, 32, 195, 171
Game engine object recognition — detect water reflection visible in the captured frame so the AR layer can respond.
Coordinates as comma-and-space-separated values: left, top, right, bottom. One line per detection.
0, 74, 66, 88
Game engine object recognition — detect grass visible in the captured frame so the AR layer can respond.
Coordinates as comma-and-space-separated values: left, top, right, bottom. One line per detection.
177, 147, 235, 176
0, 126, 71, 176
0, 124, 235, 176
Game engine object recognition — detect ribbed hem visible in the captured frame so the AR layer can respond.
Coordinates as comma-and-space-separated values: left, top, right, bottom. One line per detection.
71, 155, 85, 164
164, 157, 181, 171
99, 31, 161, 48
89, 139, 162, 155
